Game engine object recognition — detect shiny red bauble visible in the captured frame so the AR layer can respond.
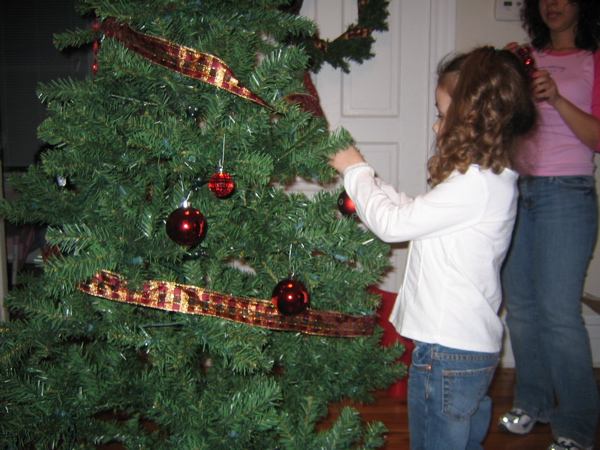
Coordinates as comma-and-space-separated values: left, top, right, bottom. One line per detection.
166, 206, 207, 246
516, 45, 536, 78
271, 278, 310, 315
208, 171, 235, 198
337, 191, 357, 217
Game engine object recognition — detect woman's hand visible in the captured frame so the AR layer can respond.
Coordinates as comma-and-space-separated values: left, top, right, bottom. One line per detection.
531, 70, 561, 105
328, 145, 365, 174
531, 71, 599, 149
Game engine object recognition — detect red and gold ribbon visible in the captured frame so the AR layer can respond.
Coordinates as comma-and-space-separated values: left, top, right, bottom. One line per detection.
283, 70, 325, 117
339, 26, 374, 41
100, 18, 273, 110
78, 270, 376, 337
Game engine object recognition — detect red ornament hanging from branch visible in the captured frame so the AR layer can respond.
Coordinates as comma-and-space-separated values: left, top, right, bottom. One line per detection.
208, 136, 236, 198
208, 170, 235, 198
337, 191, 357, 217
272, 278, 310, 315
166, 202, 207, 246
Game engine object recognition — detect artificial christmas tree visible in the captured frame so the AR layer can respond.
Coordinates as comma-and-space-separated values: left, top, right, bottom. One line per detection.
0, 0, 404, 448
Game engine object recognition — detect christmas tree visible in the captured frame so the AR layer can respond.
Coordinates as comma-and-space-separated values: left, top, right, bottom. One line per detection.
0, 0, 403, 448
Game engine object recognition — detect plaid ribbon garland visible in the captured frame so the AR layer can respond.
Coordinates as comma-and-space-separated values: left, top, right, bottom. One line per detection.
78, 270, 377, 337
101, 18, 273, 110
100, 18, 326, 116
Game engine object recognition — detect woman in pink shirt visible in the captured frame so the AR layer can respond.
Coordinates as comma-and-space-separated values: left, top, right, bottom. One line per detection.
499, 1, 600, 449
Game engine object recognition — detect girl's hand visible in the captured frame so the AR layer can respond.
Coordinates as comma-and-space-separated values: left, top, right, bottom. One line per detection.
532, 70, 561, 105
328, 145, 365, 173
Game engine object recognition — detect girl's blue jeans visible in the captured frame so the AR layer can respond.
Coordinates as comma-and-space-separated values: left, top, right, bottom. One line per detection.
502, 175, 599, 447
407, 342, 499, 450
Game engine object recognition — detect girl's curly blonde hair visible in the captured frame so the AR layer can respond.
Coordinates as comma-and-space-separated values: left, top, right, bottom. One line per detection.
427, 46, 537, 187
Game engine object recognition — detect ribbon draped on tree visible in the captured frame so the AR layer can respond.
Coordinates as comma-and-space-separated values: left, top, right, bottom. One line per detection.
78, 270, 377, 337
100, 17, 325, 116
98, 0, 389, 114
100, 18, 274, 110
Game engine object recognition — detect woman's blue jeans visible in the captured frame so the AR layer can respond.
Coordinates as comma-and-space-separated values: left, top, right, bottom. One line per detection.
408, 342, 499, 450
502, 175, 599, 447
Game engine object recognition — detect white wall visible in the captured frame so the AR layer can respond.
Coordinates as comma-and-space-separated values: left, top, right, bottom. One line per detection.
456, 0, 527, 51
456, 0, 600, 299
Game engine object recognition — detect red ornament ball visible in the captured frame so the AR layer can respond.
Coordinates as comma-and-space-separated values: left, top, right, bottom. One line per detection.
516, 45, 537, 78
272, 279, 310, 315
166, 206, 207, 246
208, 171, 235, 198
337, 191, 357, 217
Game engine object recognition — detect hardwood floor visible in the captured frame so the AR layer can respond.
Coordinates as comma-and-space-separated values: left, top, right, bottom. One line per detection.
322, 369, 600, 449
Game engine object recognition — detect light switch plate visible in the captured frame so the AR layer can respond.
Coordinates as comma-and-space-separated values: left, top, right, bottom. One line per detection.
494, 0, 523, 21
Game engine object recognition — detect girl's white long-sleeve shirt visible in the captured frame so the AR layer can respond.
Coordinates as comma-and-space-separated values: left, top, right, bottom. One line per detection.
342, 162, 519, 353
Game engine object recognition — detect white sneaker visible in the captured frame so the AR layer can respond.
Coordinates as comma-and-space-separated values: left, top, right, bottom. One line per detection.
547, 437, 593, 450
498, 408, 546, 435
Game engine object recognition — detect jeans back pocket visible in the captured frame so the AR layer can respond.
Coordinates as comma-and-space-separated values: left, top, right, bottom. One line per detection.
442, 365, 496, 420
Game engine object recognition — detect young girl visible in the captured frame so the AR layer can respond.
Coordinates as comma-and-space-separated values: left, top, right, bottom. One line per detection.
500, 1, 600, 449
329, 47, 537, 449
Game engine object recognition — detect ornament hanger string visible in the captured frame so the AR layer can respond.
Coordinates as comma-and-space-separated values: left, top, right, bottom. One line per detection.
219, 135, 226, 171
182, 181, 192, 207
288, 243, 295, 279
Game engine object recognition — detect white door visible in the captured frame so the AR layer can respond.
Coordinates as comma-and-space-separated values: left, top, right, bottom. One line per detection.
298, 0, 456, 292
